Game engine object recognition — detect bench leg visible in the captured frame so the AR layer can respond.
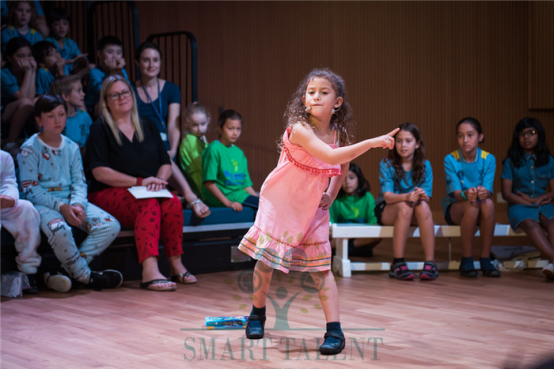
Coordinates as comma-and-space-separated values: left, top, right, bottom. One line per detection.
332, 238, 352, 277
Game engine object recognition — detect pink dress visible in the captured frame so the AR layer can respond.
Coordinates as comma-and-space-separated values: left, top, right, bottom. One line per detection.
239, 127, 341, 273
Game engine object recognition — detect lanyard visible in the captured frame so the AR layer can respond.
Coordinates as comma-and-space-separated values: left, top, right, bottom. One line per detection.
141, 78, 165, 127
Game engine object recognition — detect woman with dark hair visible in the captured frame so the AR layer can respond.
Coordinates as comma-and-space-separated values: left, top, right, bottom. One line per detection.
329, 163, 381, 256
501, 117, 554, 279
132, 41, 210, 218
87, 75, 197, 291
376, 122, 437, 280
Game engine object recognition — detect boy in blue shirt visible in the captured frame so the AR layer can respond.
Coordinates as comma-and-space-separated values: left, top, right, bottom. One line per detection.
45, 8, 89, 73
85, 35, 129, 118
32, 40, 67, 95
50, 75, 92, 151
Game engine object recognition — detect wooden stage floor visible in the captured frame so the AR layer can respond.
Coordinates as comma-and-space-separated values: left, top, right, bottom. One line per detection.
1, 261, 553, 369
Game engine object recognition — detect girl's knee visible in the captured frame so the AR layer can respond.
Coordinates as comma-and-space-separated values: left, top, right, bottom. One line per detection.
480, 199, 496, 216
520, 219, 541, 232
397, 202, 414, 219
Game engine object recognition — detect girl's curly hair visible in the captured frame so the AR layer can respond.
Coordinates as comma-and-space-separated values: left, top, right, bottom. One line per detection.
283, 68, 355, 147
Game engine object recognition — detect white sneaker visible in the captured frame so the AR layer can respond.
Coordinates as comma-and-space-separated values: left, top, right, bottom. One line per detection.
43, 272, 72, 293
542, 263, 554, 279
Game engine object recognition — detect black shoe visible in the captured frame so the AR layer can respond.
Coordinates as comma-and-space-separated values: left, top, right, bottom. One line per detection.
459, 268, 478, 278
482, 267, 501, 278
319, 330, 346, 355
245, 314, 266, 339
22, 274, 38, 295
88, 270, 123, 290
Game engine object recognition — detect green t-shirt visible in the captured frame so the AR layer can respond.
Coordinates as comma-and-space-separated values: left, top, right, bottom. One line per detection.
329, 192, 378, 224
178, 133, 207, 198
202, 140, 253, 207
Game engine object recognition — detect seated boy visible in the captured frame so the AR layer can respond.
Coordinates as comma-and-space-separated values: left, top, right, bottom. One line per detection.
32, 40, 68, 96
18, 94, 123, 292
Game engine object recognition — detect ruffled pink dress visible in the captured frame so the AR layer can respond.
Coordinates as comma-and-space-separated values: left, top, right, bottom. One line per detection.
239, 126, 341, 273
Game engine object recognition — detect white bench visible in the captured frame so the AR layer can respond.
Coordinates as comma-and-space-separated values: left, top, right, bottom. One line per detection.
331, 224, 549, 277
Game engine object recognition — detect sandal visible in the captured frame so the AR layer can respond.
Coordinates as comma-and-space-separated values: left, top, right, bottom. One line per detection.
171, 271, 197, 284
191, 199, 211, 219
389, 261, 415, 280
140, 279, 177, 291
420, 261, 439, 280
319, 330, 346, 355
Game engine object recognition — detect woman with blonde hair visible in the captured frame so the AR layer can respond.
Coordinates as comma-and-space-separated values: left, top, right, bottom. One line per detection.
87, 75, 197, 291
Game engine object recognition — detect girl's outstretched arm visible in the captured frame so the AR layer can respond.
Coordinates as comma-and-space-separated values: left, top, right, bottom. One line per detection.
290, 124, 398, 166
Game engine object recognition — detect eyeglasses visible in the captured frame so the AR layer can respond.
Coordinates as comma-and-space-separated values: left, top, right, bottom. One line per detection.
107, 90, 131, 101
518, 130, 537, 138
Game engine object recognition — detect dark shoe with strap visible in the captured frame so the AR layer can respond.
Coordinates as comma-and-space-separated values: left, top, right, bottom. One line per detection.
389, 261, 415, 280
319, 330, 346, 355
419, 261, 439, 280
245, 314, 266, 339
88, 270, 123, 291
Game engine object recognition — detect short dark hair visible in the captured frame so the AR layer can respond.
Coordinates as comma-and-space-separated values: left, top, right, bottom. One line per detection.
5, 37, 32, 58
47, 7, 71, 26
218, 109, 243, 129
134, 41, 162, 62
32, 41, 57, 65
98, 35, 123, 52
34, 95, 67, 117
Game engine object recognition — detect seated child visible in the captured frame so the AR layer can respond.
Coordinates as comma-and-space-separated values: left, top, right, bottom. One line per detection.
202, 109, 259, 211
85, 35, 129, 118
45, 8, 89, 73
178, 102, 211, 198
376, 123, 437, 280
50, 75, 91, 150
442, 117, 500, 278
32, 40, 68, 95
0, 149, 43, 294
501, 118, 554, 280
18, 94, 123, 292
1, 37, 37, 159
329, 162, 381, 256
1, 1, 43, 53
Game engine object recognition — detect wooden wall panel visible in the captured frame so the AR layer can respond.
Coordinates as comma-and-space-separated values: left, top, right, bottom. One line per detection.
129, 1, 554, 211
529, 1, 554, 109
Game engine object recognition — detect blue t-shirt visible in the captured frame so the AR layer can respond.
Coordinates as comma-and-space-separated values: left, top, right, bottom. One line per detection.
1, 67, 19, 108
501, 154, 554, 201
1, 26, 43, 53
35, 66, 71, 95
442, 148, 496, 213
376, 158, 433, 205
36, 67, 53, 95
63, 110, 93, 148
84, 67, 129, 114
131, 81, 181, 149
45, 37, 82, 72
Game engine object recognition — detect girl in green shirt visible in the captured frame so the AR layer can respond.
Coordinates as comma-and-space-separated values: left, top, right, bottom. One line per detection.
202, 109, 259, 211
330, 163, 381, 256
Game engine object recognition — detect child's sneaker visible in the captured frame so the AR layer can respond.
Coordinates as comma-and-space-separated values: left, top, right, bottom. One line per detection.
389, 261, 415, 280
88, 270, 123, 290
43, 272, 72, 293
419, 261, 439, 280
22, 274, 38, 295
480, 257, 501, 278
542, 263, 554, 279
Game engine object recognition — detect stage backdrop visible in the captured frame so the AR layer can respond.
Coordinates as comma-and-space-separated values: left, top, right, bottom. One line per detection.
129, 1, 553, 213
